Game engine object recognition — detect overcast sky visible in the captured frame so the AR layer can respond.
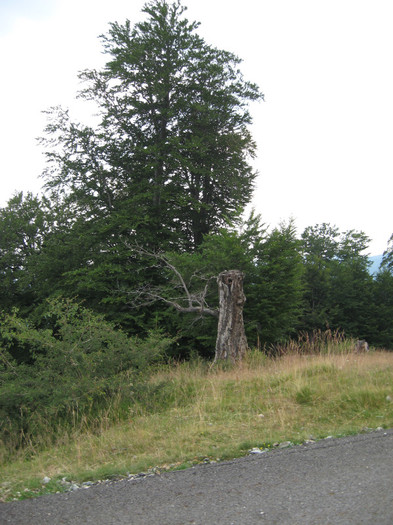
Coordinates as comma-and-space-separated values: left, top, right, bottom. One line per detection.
0, 0, 392, 254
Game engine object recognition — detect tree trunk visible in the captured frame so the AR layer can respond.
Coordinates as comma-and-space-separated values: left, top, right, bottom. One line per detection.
215, 270, 248, 362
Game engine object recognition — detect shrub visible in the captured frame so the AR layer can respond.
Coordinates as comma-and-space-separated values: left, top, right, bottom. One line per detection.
0, 298, 172, 453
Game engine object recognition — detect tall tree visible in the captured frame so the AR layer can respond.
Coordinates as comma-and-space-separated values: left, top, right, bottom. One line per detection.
370, 268, 393, 348
0, 193, 50, 314
41, 0, 263, 252
328, 230, 374, 337
247, 220, 304, 346
300, 223, 373, 338
300, 223, 339, 329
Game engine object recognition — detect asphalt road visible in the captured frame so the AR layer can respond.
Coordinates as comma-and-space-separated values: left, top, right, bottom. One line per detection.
1, 429, 392, 524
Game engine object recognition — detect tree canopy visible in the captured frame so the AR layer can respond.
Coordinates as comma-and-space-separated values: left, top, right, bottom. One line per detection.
41, 0, 263, 252
1, 0, 393, 361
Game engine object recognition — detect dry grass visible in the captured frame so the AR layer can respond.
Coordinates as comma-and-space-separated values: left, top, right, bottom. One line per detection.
1, 346, 393, 501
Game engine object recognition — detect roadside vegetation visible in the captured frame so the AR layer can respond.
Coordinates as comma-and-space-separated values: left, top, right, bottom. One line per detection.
1, 333, 392, 502
1, 0, 393, 503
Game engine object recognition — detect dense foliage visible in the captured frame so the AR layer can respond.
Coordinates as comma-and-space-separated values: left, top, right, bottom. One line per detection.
0, 298, 171, 451
42, 0, 262, 252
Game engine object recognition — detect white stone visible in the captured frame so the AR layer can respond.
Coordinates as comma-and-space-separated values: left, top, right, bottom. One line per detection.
278, 441, 293, 448
249, 447, 266, 454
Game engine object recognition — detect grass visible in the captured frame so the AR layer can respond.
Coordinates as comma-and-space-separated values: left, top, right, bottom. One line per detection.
1, 343, 393, 502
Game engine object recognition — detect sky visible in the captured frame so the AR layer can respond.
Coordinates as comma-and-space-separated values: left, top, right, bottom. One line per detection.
0, 0, 392, 255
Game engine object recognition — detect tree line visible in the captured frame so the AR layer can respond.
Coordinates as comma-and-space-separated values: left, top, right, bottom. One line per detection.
1, 0, 393, 449
1, 0, 393, 367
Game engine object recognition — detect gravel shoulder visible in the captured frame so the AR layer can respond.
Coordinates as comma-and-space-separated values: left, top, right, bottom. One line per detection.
1, 429, 393, 524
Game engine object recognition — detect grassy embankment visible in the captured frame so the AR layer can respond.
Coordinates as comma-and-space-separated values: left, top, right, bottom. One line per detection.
1, 335, 393, 501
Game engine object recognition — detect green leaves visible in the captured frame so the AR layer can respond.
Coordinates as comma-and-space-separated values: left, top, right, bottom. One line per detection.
28, 0, 264, 338
0, 192, 53, 315
42, 0, 263, 251
300, 223, 374, 338
0, 298, 172, 451
162, 214, 304, 351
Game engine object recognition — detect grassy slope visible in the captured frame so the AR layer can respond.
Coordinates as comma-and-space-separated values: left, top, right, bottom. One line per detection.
1, 349, 393, 501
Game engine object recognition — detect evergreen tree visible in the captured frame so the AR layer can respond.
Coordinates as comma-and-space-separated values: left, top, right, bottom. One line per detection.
328, 230, 374, 337
300, 223, 340, 330
370, 268, 393, 348
0, 193, 50, 314
41, 0, 263, 252
167, 215, 304, 353
300, 223, 374, 338
35, 0, 263, 331
249, 220, 304, 346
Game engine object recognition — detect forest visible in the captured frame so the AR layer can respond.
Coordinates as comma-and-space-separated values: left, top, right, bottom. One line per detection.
1, 0, 393, 455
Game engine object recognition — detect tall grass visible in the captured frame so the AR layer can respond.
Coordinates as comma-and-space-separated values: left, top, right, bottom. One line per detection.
1, 335, 392, 501
267, 328, 353, 356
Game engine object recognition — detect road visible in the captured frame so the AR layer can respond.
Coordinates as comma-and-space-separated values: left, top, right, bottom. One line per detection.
1, 429, 392, 524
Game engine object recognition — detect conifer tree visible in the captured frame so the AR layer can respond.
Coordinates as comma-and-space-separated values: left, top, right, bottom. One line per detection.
42, 0, 263, 251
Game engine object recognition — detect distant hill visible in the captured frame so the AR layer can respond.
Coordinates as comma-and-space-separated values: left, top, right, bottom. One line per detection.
369, 255, 383, 275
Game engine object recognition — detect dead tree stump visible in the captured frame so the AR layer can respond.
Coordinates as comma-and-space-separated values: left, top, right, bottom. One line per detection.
215, 270, 248, 362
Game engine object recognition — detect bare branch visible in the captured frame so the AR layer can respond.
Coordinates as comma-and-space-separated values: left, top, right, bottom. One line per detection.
122, 243, 219, 318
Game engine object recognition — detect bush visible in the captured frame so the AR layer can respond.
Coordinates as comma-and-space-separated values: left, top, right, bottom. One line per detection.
0, 298, 172, 453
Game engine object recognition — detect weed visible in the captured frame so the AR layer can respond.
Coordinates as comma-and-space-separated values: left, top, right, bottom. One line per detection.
295, 386, 315, 405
